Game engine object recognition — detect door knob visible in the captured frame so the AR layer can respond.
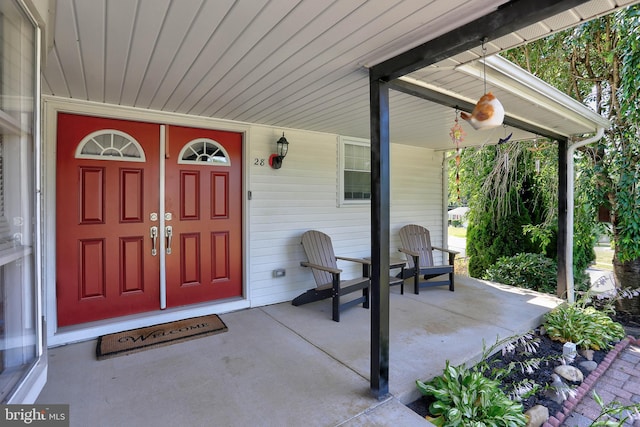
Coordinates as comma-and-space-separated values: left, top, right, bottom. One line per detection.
150, 226, 158, 256
165, 226, 173, 255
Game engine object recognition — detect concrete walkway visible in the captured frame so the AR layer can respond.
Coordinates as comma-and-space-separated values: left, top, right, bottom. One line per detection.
36, 277, 562, 427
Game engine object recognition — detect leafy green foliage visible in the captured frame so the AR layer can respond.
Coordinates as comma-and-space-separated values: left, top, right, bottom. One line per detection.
591, 391, 640, 426
466, 185, 538, 278
609, 128, 640, 263
484, 253, 558, 294
543, 301, 625, 351
483, 253, 590, 295
416, 361, 527, 427
416, 332, 562, 427
466, 218, 528, 278
503, 4, 640, 299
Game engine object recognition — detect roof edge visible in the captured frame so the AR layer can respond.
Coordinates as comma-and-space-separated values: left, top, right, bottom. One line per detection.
457, 55, 610, 132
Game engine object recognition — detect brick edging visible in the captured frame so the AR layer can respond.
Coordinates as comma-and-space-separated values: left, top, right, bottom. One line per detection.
541, 336, 634, 427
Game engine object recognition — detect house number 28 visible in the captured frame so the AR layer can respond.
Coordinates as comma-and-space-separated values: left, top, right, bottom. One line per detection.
254, 158, 266, 166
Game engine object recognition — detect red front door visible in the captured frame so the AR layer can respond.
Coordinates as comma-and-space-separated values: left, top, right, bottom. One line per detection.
164, 125, 243, 307
56, 114, 243, 326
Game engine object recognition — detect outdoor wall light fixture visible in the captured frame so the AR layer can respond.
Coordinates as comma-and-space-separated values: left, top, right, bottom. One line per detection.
269, 132, 289, 169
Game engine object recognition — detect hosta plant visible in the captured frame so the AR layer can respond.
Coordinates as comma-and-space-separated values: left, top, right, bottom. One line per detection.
416, 361, 527, 427
543, 300, 625, 351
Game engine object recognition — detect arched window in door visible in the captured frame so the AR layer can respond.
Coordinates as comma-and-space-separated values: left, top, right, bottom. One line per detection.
75, 129, 146, 162
178, 138, 230, 166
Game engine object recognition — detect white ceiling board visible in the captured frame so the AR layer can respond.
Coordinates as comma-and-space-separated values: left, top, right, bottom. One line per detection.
185, 0, 332, 117
42, 0, 640, 150
104, 1, 138, 105
133, 1, 206, 108
50, 0, 86, 99
75, 0, 105, 101
119, 0, 172, 107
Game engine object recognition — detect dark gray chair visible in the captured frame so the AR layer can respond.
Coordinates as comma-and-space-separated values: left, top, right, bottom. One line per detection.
293, 230, 370, 322
398, 224, 458, 294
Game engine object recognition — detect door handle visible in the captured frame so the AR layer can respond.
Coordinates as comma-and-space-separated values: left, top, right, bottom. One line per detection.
165, 226, 173, 255
150, 226, 158, 256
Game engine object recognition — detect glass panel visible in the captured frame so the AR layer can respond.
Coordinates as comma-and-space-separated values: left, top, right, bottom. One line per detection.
179, 139, 230, 166
0, 139, 9, 251
343, 142, 371, 201
0, 2, 34, 126
344, 170, 371, 200
344, 144, 370, 171
77, 131, 145, 161
0, 0, 38, 402
0, 256, 36, 402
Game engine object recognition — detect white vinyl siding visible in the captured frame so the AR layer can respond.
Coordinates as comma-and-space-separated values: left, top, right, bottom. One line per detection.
248, 126, 444, 307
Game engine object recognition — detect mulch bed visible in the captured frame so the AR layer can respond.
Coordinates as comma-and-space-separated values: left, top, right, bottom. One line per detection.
612, 311, 640, 336
407, 332, 605, 418
407, 312, 640, 420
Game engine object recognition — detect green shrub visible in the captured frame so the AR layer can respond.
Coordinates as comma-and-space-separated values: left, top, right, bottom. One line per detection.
484, 253, 557, 294
466, 187, 538, 278
483, 252, 591, 295
450, 219, 463, 228
543, 301, 625, 351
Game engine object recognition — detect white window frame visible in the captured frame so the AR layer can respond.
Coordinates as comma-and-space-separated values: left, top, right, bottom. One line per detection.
0, 0, 46, 404
74, 129, 146, 162
338, 136, 371, 207
177, 138, 231, 166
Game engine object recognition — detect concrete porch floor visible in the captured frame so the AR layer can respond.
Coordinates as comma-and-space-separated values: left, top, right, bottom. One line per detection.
36, 277, 562, 426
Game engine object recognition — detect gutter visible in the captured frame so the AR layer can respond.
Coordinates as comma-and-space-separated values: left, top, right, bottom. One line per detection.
566, 127, 605, 302
455, 56, 610, 131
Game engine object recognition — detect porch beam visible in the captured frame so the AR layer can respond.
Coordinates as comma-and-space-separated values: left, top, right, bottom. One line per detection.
369, 74, 391, 399
370, 0, 592, 82
388, 79, 566, 142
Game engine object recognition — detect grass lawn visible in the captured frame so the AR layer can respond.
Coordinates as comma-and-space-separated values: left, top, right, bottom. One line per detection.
594, 245, 614, 270
448, 226, 467, 238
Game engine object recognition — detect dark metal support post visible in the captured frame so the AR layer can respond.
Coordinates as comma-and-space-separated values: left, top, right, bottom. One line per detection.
369, 74, 391, 399
557, 138, 568, 299
364, 0, 592, 401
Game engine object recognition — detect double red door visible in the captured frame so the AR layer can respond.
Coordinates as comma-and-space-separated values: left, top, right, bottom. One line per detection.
56, 113, 242, 326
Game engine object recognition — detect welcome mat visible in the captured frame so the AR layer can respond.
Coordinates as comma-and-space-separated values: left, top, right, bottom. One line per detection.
96, 314, 228, 360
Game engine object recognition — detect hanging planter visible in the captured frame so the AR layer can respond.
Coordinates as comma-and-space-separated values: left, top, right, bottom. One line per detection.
460, 92, 505, 130
461, 39, 505, 130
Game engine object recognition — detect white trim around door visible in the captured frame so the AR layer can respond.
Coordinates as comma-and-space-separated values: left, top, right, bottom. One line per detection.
42, 96, 252, 347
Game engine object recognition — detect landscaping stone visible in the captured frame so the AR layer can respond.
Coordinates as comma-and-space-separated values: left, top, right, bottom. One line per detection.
579, 361, 598, 372
554, 365, 584, 383
525, 404, 549, 427
580, 349, 595, 361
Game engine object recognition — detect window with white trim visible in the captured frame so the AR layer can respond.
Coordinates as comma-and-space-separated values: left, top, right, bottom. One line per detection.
339, 137, 370, 205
